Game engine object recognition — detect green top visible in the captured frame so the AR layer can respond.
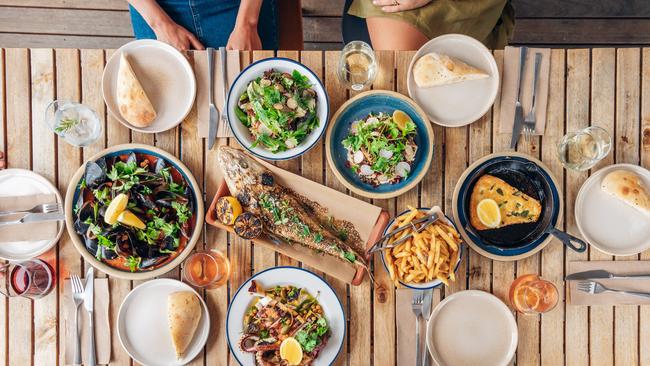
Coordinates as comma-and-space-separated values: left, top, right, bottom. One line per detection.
348, 0, 514, 49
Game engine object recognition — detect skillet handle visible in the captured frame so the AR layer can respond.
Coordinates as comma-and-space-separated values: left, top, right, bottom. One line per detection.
549, 228, 587, 252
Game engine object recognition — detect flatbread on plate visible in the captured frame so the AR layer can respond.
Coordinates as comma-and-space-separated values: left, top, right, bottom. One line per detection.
601, 169, 650, 216
167, 291, 202, 359
117, 53, 157, 127
413, 52, 489, 88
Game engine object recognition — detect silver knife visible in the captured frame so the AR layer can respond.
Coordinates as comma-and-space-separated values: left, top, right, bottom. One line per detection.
510, 46, 528, 149
421, 290, 433, 366
84, 267, 97, 366
207, 47, 218, 150
566, 269, 650, 281
0, 212, 64, 226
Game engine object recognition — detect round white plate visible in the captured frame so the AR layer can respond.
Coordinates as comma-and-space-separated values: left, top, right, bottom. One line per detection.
103, 39, 196, 133
407, 34, 499, 127
426, 290, 517, 366
576, 164, 650, 256
0, 169, 63, 260
226, 267, 345, 366
117, 279, 209, 366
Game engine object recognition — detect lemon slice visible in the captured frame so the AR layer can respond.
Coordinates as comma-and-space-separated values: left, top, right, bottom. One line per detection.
215, 196, 242, 225
392, 110, 412, 132
117, 210, 146, 230
280, 337, 303, 366
476, 198, 501, 229
104, 193, 128, 225
513, 284, 541, 312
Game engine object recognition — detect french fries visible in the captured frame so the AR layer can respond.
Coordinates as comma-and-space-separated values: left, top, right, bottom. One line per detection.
384, 206, 462, 287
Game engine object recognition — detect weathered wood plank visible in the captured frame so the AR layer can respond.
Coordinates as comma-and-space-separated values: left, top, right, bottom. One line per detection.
0, 47, 6, 366
641, 47, 650, 366
514, 0, 650, 18
0, 0, 128, 10
80, 49, 106, 158
303, 17, 342, 44
302, 0, 345, 16
513, 19, 650, 45
0, 34, 131, 49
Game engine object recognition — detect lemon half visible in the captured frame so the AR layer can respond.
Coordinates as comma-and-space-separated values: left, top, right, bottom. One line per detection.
392, 110, 412, 132
117, 210, 146, 230
280, 337, 303, 366
476, 198, 501, 229
104, 193, 128, 225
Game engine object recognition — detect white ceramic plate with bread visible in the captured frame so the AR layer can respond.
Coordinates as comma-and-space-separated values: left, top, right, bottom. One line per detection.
407, 34, 499, 127
117, 279, 209, 366
575, 164, 650, 256
103, 39, 196, 133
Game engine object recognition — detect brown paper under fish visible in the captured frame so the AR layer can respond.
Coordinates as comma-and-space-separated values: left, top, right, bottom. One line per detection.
568, 261, 650, 306
0, 193, 58, 242
499, 46, 551, 135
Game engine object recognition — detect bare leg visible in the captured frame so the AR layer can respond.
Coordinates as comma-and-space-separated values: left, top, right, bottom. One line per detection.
366, 16, 429, 50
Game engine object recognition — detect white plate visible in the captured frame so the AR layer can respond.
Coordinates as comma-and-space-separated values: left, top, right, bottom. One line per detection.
226, 267, 345, 366
227, 57, 329, 161
0, 169, 63, 260
575, 164, 650, 256
117, 279, 209, 366
103, 39, 196, 133
426, 290, 517, 366
407, 34, 499, 127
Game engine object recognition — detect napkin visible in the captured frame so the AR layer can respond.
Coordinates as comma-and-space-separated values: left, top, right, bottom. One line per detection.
195, 49, 241, 138
63, 278, 111, 365
498, 46, 551, 135
0, 193, 59, 242
395, 288, 433, 365
567, 261, 650, 306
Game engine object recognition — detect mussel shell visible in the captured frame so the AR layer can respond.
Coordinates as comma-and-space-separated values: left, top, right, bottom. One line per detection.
126, 152, 137, 164
154, 157, 166, 174
114, 231, 134, 257
139, 256, 166, 269
84, 237, 99, 256
74, 202, 95, 235
134, 191, 156, 210
101, 246, 118, 260
162, 236, 177, 251
84, 161, 106, 189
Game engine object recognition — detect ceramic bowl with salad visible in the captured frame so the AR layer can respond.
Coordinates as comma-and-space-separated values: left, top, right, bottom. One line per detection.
326, 90, 434, 199
227, 57, 329, 161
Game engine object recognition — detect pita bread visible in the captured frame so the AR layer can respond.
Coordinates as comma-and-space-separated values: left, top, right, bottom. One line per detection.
117, 53, 156, 127
413, 52, 489, 88
601, 170, 650, 216
167, 291, 202, 359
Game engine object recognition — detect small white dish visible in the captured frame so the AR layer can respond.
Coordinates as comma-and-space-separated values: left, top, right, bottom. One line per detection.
103, 39, 196, 133
0, 169, 64, 260
426, 290, 517, 366
575, 164, 650, 256
226, 266, 345, 366
407, 34, 499, 127
227, 57, 329, 161
117, 279, 209, 366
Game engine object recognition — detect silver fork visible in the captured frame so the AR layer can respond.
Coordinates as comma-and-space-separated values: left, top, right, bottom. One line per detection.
577, 280, 650, 299
523, 52, 542, 142
0, 202, 60, 217
70, 275, 85, 366
411, 290, 425, 366
218, 46, 232, 137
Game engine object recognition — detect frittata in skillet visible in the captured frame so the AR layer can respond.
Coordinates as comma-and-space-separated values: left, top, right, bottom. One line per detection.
470, 175, 542, 230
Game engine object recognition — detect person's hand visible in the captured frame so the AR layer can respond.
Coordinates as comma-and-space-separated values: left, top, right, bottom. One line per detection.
151, 18, 204, 51
226, 22, 262, 50
372, 0, 432, 12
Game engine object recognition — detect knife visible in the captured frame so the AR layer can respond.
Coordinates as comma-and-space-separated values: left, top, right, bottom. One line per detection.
510, 46, 528, 149
421, 290, 433, 366
566, 269, 650, 281
84, 267, 96, 366
207, 47, 218, 150
0, 212, 64, 226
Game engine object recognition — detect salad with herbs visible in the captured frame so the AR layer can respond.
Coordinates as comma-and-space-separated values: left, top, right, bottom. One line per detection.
342, 110, 418, 186
72, 152, 195, 272
235, 69, 319, 153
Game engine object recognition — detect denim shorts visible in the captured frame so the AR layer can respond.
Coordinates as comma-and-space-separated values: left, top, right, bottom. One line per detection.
129, 0, 278, 49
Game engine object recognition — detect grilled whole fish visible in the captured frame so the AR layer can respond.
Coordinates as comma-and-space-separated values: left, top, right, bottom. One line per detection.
217, 146, 368, 270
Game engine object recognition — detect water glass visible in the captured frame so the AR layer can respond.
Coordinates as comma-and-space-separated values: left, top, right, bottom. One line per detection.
44, 100, 102, 147
337, 41, 377, 91
508, 274, 558, 314
183, 250, 230, 289
0, 259, 54, 299
557, 126, 611, 171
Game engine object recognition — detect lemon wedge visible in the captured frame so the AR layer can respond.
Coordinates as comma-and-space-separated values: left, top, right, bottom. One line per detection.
476, 198, 501, 229
117, 210, 146, 230
280, 337, 303, 366
104, 193, 128, 225
215, 196, 242, 225
392, 110, 412, 132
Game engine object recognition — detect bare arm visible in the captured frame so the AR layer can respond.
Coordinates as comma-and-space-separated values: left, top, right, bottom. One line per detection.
128, 0, 204, 50
226, 0, 264, 50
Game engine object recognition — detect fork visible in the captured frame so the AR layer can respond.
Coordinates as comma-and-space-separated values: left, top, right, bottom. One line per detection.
577, 280, 650, 299
71, 275, 85, 366
0, 202, 60, 217
411, 290, 424, 366
218, 46, 232, 137
523, 52, 542, 142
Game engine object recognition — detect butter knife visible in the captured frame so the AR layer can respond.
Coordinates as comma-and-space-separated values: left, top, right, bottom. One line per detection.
84, 267, 96, 366
510, 46, 528, 149
566, 269, 650, 281
421, 290, 433, 366
207, 47, 218, 150
0, 212, 64, 226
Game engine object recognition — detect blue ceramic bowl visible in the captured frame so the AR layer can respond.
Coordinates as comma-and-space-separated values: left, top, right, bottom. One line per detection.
325, 90, 434, 199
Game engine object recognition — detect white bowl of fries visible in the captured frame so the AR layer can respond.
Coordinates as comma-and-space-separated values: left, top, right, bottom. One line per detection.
381, 206, 463, 289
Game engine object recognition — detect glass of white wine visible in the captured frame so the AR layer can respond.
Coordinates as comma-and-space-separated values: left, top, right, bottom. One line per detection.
557, 126, 611, 171
44, 100, 102, 147
337, 41, 377, 91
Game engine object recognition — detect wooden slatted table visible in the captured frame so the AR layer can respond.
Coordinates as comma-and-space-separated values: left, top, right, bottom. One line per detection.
1, 48, 649, 366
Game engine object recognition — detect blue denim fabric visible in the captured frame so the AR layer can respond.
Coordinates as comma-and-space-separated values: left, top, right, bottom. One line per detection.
129, 0, 278, 49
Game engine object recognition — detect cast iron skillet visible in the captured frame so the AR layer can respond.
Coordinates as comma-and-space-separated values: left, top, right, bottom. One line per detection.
456, 155, 586, 256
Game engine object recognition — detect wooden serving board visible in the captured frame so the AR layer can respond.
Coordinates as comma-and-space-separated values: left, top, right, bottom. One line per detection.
205, 159, 389, 285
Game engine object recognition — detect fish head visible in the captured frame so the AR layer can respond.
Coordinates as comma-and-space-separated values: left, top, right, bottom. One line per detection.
216, 146, 267, 195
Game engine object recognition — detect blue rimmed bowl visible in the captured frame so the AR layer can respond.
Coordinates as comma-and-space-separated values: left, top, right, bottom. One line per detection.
226, 57, 329, 161
325, 90, 434, 199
